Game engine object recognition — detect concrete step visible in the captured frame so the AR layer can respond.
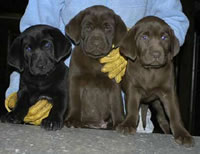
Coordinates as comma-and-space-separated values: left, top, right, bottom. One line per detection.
0, 123, 199, 154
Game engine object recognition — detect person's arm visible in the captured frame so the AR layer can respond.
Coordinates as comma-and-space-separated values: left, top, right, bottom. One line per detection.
145, 0, 189, 46
20, 0, 65, 33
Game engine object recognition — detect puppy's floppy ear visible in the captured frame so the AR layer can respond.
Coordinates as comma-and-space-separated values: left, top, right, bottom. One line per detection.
119, 27, 137, 61
113, 14, 127, 46
7, 36, 24, 72
170, 29, 180, 57
65, 10, 85, 45
50, 28, 72, 62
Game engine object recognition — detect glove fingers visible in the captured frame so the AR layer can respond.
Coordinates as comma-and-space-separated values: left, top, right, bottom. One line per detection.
25, 102, 52, 120
108, 60, 127, 79
5, 100, 12, 112
115, 67, 126, 83
24, 103, 52, 122
5, 92, 17, 112
101, 56, 125, 72
99, 48, 120, 63
28, 100, 49, 115
28, 117, 43, 126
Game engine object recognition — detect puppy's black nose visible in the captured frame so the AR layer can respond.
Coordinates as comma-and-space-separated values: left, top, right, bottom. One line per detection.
151, 51, 161, 59
92, 37, 102, 47
37, 60, 46, 69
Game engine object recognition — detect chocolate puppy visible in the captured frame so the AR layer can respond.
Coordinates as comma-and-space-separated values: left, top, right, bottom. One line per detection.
117, 16, 194, 147
65, 5, 127, 129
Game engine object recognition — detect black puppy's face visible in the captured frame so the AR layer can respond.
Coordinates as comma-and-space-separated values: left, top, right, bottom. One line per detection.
8, 25, 71, 75
65, 5, 127, 59
23, 35, 56, 75
120, 16, 180, 68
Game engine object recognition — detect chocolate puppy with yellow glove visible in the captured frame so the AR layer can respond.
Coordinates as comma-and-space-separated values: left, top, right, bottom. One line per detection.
5, 49, 127, 125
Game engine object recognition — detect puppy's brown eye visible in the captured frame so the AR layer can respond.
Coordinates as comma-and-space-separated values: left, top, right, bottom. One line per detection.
85, 24, 93, 31
104, 23, 111, 31
24, 46, 32, 52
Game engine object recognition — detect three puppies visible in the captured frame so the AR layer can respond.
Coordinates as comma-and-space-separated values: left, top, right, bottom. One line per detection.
2, 25, 71, 130
65, 5, 127, 129
2, 6, 193, 147
117, 16, 194, 146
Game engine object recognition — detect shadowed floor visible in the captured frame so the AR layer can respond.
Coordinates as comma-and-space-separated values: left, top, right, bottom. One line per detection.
0, 123, 199, 154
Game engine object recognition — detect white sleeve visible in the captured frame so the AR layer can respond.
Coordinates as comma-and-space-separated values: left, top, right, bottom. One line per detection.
20, 0, 65, 34
146, 0, 189, 46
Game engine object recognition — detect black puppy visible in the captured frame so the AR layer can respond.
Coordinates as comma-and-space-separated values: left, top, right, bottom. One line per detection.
65, 5, 127, 129
1, 25, 71, 130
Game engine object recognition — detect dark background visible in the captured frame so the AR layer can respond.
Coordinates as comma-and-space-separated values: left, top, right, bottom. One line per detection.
0, 0, 199, 135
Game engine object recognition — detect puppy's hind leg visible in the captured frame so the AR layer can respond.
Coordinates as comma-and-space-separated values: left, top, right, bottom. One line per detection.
64, 83, 82, 128
151, 100, 170, 134
140, 103, 149, 130
110, 86, 124, 129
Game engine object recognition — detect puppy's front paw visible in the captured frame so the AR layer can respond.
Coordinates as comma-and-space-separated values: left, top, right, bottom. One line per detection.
1, 112, 24, 124
174, 129, 194, 147
41, 116, 63, 131
116, 123, 136, 135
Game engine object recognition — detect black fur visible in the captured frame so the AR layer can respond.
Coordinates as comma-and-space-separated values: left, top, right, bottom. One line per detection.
1, 25, 71, 130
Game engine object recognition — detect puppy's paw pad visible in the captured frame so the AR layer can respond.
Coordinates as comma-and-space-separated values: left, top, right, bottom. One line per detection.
41, 118, 63, 131
116, 124, 136, 135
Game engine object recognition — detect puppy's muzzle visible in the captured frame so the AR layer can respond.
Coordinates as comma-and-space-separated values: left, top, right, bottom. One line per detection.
142, 50, 166, 68
84, 32, 109, 58
30, 55, 55, 76
36, 58, 48, 70
150, 50, 162, 59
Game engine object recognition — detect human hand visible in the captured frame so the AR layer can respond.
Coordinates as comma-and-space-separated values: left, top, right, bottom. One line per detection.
24, 100, 52, 125
5, 92, 52, 125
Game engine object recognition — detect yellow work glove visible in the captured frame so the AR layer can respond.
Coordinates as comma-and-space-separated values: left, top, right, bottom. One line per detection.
5, 92, 52, 126
100, 46, 127, 83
